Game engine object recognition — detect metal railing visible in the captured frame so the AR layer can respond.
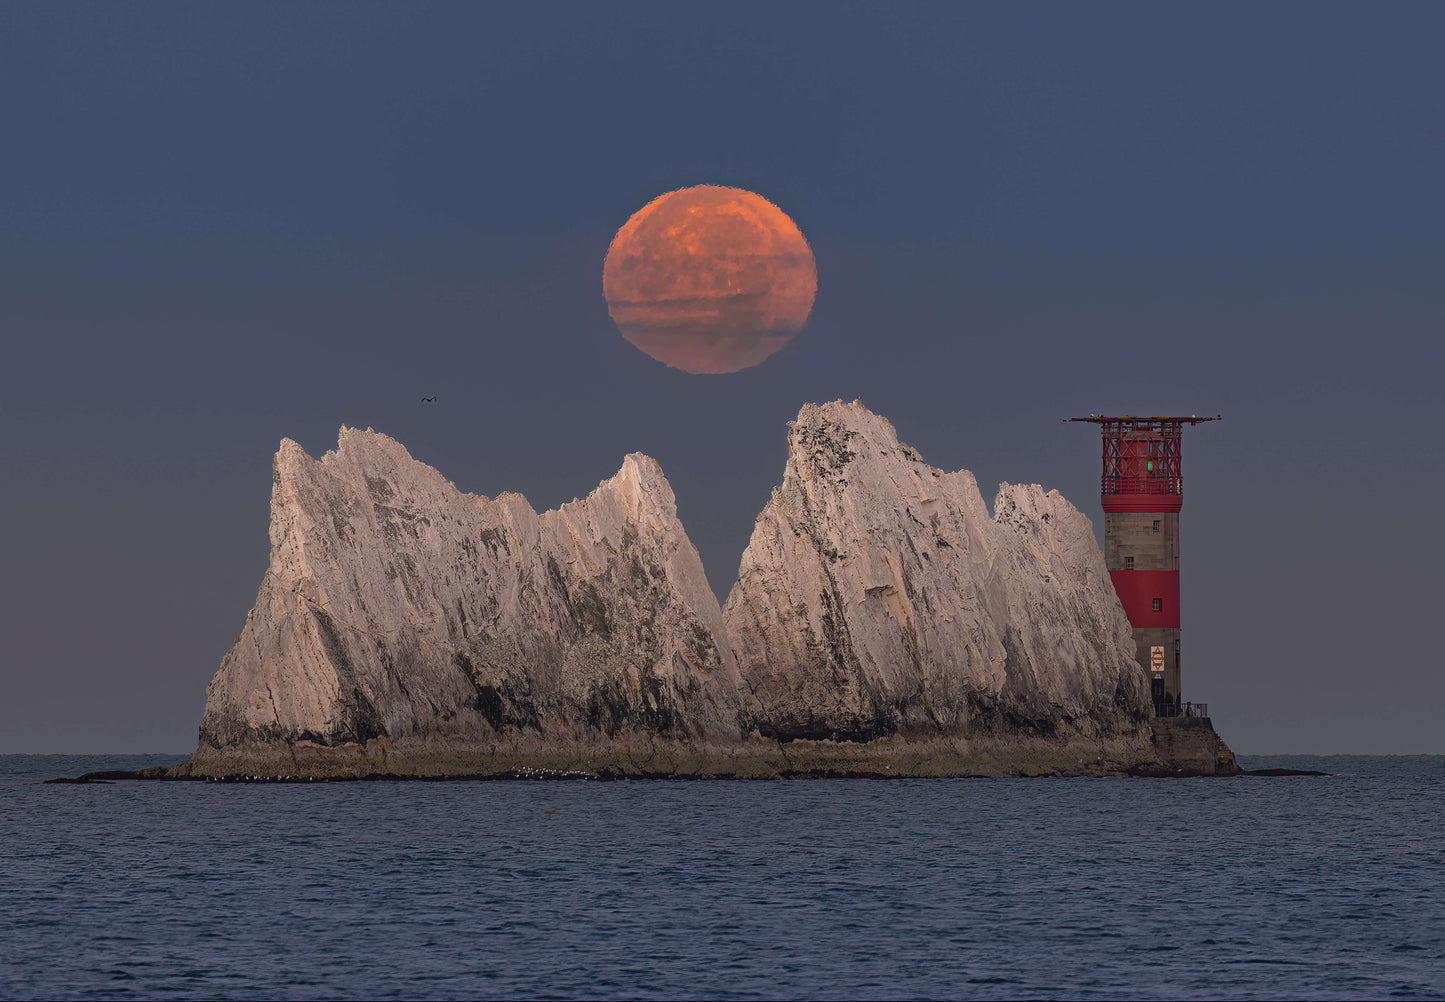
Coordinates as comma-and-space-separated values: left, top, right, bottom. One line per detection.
1153, 701, 1208, 719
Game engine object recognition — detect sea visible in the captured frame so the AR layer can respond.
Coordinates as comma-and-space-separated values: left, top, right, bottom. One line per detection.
2, 754, 1441, 1001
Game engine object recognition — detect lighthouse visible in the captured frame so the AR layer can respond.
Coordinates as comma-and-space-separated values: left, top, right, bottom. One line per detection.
1068, 415, 1218, 717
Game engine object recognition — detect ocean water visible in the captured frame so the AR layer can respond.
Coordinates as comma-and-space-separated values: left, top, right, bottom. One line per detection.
2, 754, 1442, 1001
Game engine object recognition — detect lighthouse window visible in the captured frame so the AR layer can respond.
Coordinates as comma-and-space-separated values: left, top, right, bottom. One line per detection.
1152, 598, 1162, 612
1125, 556, 1134, 569
1152, 520, 1161, 532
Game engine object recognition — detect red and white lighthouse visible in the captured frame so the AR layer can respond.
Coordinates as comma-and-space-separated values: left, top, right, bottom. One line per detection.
1068, 415, 1218, 716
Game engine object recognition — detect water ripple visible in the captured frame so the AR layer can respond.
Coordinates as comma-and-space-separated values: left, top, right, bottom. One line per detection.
2, 754, 1443, 999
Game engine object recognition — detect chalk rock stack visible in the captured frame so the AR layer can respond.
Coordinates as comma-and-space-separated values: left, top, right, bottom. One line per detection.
192, 430, 746, 774
725, 401, 1148, 742
185, 401, 1181, 779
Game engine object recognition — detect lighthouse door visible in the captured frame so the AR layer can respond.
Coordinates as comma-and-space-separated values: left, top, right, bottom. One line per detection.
1151, 677, 1167, 716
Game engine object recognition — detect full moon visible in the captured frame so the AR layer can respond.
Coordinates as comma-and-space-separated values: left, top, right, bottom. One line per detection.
602, 185, 817, 374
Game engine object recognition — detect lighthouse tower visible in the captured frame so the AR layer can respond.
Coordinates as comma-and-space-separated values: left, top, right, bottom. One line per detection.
1068, 415, 1218, 716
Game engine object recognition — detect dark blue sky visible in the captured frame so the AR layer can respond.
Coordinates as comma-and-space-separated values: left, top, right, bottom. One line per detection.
4, 3, 1442, 753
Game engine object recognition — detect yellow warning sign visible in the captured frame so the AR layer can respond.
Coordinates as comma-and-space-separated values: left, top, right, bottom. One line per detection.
1150, 646, 1165, 674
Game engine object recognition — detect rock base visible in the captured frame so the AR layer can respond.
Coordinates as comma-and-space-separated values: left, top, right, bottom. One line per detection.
168, 727, 1201, 781
1135, 717, 1240, 776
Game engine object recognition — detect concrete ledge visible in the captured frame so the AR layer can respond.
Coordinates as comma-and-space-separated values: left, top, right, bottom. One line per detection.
1139, 717, 1239, 776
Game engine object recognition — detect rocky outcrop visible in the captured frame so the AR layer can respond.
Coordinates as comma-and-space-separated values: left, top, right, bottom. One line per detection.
188, 429, 747, 776
181, 401, 1220, 780
725, 401, 1150, 746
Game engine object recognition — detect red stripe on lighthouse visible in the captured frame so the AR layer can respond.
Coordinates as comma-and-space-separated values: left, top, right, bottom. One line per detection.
1100, 494, 1183, 513
1108, 570, 1180, 628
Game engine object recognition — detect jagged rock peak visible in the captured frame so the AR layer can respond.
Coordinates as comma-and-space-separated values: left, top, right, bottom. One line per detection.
725, 399, 1149, 743
197, 427, 744, 760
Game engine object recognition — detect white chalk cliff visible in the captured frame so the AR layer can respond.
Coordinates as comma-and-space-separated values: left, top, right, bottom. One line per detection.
198, 429, 745, 758
190, 401, 1161, 778
724, 401, 1148, 742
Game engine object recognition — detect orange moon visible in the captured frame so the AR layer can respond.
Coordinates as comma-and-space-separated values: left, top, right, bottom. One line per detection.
602, 185, 817, 374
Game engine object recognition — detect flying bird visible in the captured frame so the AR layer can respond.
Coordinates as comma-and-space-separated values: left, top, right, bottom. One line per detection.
421, 396, 437, 403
